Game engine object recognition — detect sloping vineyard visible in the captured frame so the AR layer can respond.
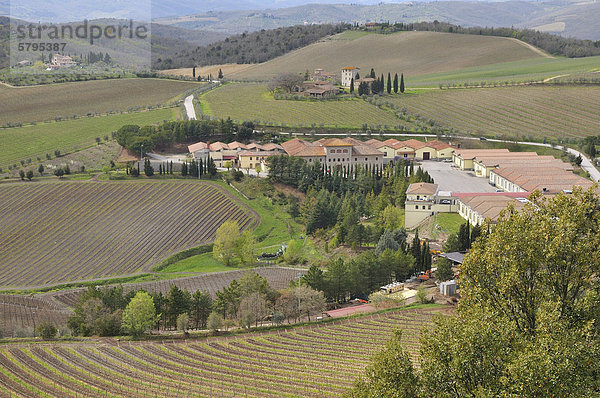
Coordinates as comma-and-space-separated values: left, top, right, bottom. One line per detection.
0, 308, 439, 397
0, 181, 258, 289
389, 85, 600, 139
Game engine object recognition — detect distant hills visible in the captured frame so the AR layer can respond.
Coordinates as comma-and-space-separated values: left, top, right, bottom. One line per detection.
153, 1, 600, 41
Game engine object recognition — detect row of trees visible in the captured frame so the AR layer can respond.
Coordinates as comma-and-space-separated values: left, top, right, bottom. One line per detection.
115, 118, 251, 154
350, 69, 405, 95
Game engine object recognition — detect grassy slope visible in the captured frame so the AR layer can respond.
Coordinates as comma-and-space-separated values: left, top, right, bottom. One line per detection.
228, 31, 544, 81
159, 178, 305, 274
202, 83, 405, 128
409, 55, 600, 86
389, 85, 600, 139
0, 78, 201, 124
0, 108, 175, 169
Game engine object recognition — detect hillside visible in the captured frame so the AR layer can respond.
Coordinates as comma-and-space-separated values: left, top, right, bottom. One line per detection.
0, 78, 200, 125
228, 31, 545, 81
154, 1, 600, 40
389, 85, 600, 140
0, 307, 440, 396
0, 181, 258, 289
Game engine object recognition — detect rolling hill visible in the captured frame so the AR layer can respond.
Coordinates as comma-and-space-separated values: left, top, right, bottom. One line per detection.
227, 31, 546, 81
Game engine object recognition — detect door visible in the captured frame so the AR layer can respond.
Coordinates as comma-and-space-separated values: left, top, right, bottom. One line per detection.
423, 152, 430, 160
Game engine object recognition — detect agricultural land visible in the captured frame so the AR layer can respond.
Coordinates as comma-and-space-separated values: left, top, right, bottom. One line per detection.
226, 31, 546, 81
0, 78, 201, 125
389, 85, 600, 139
201, 83, 407, 129
0, 267, 303, 336
0, 181, 258, 289
0, 108, 176, 172
0, 307, 440, 397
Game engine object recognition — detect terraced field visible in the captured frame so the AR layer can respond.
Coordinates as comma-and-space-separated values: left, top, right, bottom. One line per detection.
0, 267, 302, 337
0, 308, 440, 397
390, 85, 600, 139
202, 83, 406, 129
0, 181, 258, 289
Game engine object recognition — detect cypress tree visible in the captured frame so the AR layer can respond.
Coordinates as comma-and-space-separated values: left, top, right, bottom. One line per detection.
387, 72, 392, 94
381, 74, 385, 93
218, 68, 223, 79
192, 67, 196, 78
199, 159, 204, 176
370, 68, 375, 78
181, 162, 188, 177
393, 73, 398, 93
400, 73, 405, 93
350, 78, 354, 93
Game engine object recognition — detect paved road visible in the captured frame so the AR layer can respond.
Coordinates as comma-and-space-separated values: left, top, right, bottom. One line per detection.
184, 95, 197, 120
419, 161, 497, 193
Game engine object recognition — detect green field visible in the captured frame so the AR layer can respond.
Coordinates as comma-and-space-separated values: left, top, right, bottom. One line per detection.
0, 78, 201, 125
389, 85, 600, 139
0, 108, 176, 170
160, 179, 306, 274
409, 56, 600, 87
229, 31, 544, 81
202, 83, 405, 128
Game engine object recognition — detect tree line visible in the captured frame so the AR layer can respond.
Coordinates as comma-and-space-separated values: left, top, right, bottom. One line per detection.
350, 68, 405, 95
67, 271, 327, 337
114, 118, 254, 154
154, 24, 349, 69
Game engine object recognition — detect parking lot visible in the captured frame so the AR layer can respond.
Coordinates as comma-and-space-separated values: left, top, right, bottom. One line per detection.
419, 160, 497, 193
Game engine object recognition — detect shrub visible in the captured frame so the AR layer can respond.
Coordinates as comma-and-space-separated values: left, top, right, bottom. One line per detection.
36, 323, 58, 340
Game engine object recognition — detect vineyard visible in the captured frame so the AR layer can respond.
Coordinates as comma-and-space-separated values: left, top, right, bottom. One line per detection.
0, 78, 200, 125
0, 108, 176, 172
390, 85, 600, 139
202, 83, 406, 129
0, 308, 442, 397
0, 267, 303, 337
0, 181, 258, 289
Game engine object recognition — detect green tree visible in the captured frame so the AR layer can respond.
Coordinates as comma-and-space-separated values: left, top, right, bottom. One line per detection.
386, 72, 392, 94
393, 73, 398, 93
380, 205, 403, 231
375, 229, 399, 255
176, 313, 189, 332
36, 323, 58, 340
190, 290, 212, 329
18, 169, 25, 180
213, 220, 241, 266
144, 159, 154, 177
346, 330, 419, 398
26, 170, 34, 181
236, 230, 257, 266
218, 68, 223, 79
207, 312, 222, 334
350, 77, 355, 93
399, 73, 405, 93
121, 291, 158, 337
54, 168, 64, 178
38, 164, 44, 176
435, 258, 454, 281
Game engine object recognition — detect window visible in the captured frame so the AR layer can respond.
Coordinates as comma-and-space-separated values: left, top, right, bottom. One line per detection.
376, 157, 378, 161
355, 158, 358, 161
343, 149, 348, 153
384, 152, 388, 156
415, 205, 419, 210
337, 149, 342, 153
250, 157, 253, 160
328, 159, 331, 162
428, 205, 432, 210
404, 154, 408, 158
309, 159, 312, 162
365, 158, 368, 161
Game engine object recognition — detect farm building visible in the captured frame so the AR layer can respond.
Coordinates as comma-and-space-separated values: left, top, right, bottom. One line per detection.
51, 54, 76, 67
454, 192, 529, 226
490, 165, 594, 194
311, 68, 337, 82
188, 141, 284, 168
341, 66, 360, 87
282, 137, 383, 170
404, 182, 458, 229
364, 138, 455, 162
452, 149, 510, 170
295, 81, 339, 98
